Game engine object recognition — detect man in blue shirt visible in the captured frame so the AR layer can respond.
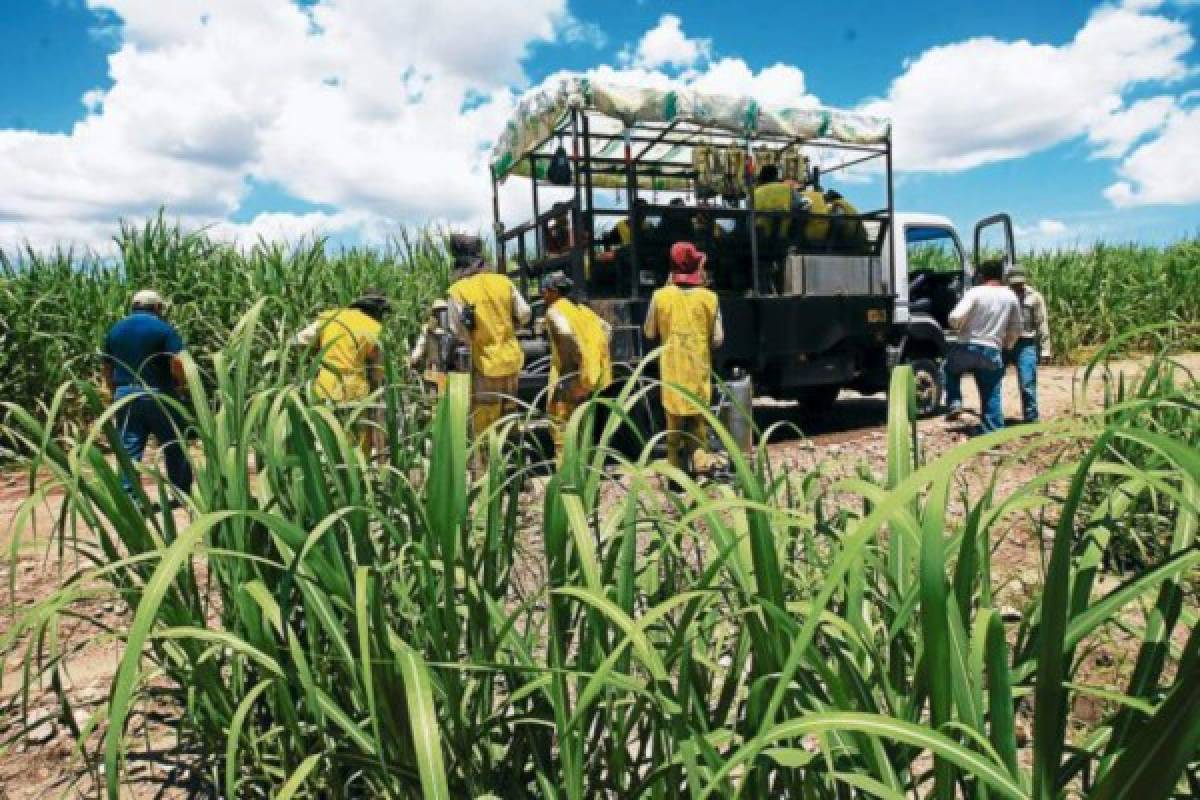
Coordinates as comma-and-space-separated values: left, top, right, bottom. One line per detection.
101, 289, 192, 497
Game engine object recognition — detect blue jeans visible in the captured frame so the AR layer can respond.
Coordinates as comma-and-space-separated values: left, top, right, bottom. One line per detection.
113, 386, 193, 495
943, 343, 1006, 434
1007, 338, 1039, 422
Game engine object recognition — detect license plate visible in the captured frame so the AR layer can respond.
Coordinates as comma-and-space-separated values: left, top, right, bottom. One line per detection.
867, 309, 887, 323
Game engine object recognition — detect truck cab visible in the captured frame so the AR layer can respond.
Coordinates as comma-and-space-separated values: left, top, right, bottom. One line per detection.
890, 212, 969, 326
881, 211, 1015, 414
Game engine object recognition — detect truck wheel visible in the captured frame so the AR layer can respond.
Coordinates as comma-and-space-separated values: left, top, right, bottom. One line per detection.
908, 357, 943, 417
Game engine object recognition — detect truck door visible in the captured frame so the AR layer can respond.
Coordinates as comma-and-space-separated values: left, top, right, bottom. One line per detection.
972, 213, 1016, 279
896, 223, 965, 326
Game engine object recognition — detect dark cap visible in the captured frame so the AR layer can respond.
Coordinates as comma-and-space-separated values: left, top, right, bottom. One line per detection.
757, 163, 780, 183
351, 289, 391, 317
448, 233, 487, 274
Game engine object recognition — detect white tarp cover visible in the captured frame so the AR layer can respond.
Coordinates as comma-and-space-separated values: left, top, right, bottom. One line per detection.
491, 77, 891, 184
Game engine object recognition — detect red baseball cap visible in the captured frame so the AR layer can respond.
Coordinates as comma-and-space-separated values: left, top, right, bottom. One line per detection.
669, 241, 707, 286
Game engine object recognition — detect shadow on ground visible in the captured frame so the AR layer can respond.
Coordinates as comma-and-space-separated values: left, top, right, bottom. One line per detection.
754, 395, 889, 444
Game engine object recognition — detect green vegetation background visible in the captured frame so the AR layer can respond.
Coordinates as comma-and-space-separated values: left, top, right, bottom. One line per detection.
2, 216, 1198, 422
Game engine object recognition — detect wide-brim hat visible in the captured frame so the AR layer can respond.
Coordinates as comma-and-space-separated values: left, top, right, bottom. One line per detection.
131, 288, 165, 308
669, 241, 707, 286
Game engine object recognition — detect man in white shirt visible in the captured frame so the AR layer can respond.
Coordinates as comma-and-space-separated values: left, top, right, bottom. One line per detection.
943, 258, 1023, 434
1005, 267, 1052, 423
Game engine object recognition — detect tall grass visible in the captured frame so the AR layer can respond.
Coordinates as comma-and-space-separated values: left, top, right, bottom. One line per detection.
2, 220, 1198, 426
0, 214, 449, 431
1024, 239, 1200, 361
3, 305, 1197, 798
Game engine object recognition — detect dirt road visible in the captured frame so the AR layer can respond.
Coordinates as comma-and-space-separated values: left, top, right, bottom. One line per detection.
759, 351, 1199, 457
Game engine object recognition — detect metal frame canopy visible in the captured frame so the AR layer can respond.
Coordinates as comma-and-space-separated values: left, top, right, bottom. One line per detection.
490, 77, 892, 188
487, 76, 897, 307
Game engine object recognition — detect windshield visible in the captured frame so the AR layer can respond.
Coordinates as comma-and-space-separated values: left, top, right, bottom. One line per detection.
906, 226, 962, 273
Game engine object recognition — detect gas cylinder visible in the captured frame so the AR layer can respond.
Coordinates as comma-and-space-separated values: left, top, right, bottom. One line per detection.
719, 368, 754, 455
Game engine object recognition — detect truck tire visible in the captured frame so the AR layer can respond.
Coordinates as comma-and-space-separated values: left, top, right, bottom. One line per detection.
907, 357, 943, 418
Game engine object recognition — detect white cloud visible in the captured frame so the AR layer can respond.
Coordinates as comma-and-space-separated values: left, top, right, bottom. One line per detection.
557, 13, 608, 49
622, 14, 711, 70
544, 22, 817, 113
1122, 0, 1200, 9
207, 210, 380, 246
3, 3, 1197, 253
1016, 218, 1069, 237
1087, 95, 1178, 158
0, 0, 572, 253
689, 60, 815, 109
864, 4, 1193, 171
1011, 218, 1076, 249
1104, 106, 1200, 205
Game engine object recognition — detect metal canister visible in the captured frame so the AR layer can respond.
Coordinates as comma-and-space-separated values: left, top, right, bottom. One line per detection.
719, 368, 754, 455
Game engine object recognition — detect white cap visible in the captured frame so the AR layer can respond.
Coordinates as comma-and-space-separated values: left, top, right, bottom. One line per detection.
131, 289, 165, 308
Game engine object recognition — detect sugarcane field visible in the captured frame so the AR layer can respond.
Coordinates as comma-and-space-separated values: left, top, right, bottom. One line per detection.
3, 3, 1200, 799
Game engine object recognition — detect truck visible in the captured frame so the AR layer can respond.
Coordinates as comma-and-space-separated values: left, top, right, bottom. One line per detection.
487, 78, 1017, 429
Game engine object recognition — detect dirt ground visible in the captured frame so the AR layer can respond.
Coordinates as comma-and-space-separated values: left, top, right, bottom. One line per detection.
1, 352, 1196, 798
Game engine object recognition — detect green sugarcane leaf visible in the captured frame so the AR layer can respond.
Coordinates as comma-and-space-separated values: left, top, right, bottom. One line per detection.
224, 679, 273, 799
276, 753, 322, 800
391, 634, 452, 800
1091, 623, 1200, 800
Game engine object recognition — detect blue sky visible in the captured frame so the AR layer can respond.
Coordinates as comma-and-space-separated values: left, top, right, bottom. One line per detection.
2, 0, 1198, 252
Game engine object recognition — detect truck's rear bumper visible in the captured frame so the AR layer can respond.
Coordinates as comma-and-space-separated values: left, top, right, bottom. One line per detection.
716, 294, 891, 369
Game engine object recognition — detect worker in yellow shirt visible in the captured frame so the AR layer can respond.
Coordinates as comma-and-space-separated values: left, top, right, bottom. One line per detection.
643, 242, 724, 474
296, 289, 392, 452
824, 189, 866, 251
540, 271, 612, 462
601, 198, 650, 248
753, 164, 800, 239
753, 164, 804, 292
797, 186, 832, 244
446, 234, 532, 441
